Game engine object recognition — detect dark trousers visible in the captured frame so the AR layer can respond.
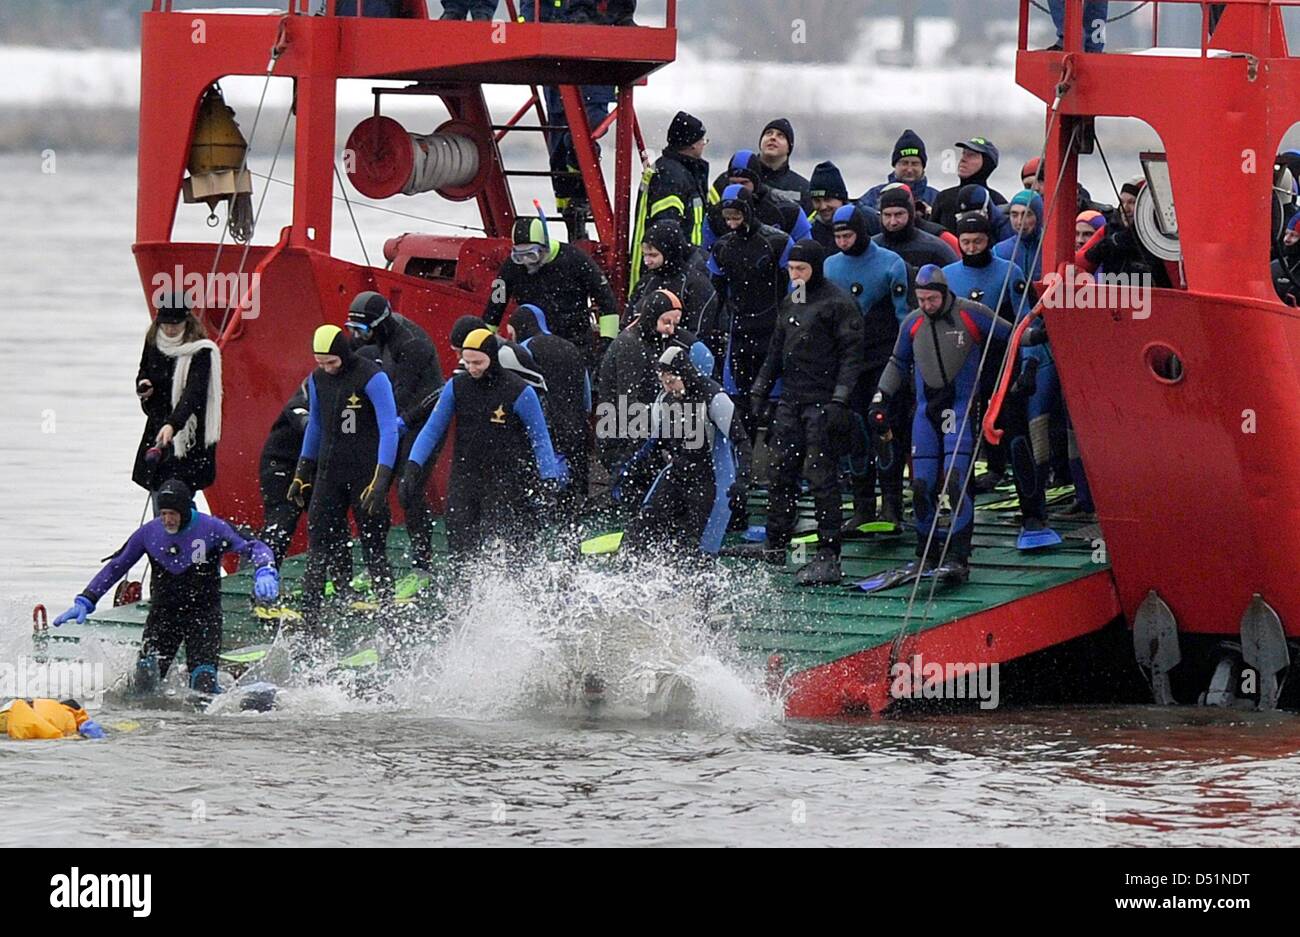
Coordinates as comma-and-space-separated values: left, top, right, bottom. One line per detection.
439, 0, 497, 18
623, 458, 714, 556
727, 323, 775, 439
765, 401, 842, 553
444, 478, 540, 559
301, 473, 393, 619
140, 602, 221, 679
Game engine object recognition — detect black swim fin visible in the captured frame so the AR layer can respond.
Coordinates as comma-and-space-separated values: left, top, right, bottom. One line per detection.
851, 560, 927, 593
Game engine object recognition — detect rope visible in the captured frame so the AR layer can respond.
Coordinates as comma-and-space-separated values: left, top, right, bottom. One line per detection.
334, 160, 371, 267
247, 170, 487, 233
207, 20, 287, 283
214, 105, 293, 341
887, 75, 1081, 668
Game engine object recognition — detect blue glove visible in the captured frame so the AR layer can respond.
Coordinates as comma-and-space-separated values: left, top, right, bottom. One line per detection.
53, 596, 93, 627
254, 566, 280, 602
78, 719, 107, 739
396, 416, 408, 437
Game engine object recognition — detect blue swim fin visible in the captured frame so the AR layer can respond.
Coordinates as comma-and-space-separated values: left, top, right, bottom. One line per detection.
852, 560, 924, 593
1017, 525, 1063, 551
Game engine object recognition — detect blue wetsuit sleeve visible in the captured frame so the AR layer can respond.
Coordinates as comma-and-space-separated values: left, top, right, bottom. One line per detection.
365, 371, 399, 469
972, 305, 1014, 344
890, 260, 910, 323
513, 386, 562, 480
212, 517, 274, 569
82, 528, 147, 605
300, 376, 322, 460
408, 379, 455, 467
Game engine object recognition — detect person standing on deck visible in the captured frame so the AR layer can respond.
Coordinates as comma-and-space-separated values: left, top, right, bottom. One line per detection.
755, 118, 812, 215
707, 151, 812, 249
628, 219, 720, 363
344, 291, 444, 588
629, 111, 711, 295
932, 137, 1007, 232
873, 184, 958, 275
725, 239, 864, 586
133, 292, 222, 510
483, 216, 620, 366
291, 325, 399, 631
810, 161, 881, 255
401, 329, 567, 560
823, 205, 911, 535
859, 129, 941, 215
869, 266, 1011, 582
52, 478, 278, 695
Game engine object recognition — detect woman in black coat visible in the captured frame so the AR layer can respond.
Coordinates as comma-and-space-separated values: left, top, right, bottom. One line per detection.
132, 293, 223, 501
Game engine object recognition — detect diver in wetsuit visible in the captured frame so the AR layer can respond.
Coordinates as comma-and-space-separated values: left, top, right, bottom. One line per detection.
52, 478, 278, 694
291, 325, 399, 628
401, 329, 568, 559
344, 291, 444, 576
622, 344, 752, 558
510, 304, 592, 518
869, 265, 1012, 583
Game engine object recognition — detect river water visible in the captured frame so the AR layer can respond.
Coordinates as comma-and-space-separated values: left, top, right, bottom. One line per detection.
3, 152, 1298, 848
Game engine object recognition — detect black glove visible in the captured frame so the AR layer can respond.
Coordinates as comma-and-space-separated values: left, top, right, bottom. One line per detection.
825, 400, 853, 437
727, 476, 749, 502
287, 458, 316, 508
1010, 357, 1040, 399
360, 464, 393, 515
397, 461, 426, 509
749, 392, 774, 425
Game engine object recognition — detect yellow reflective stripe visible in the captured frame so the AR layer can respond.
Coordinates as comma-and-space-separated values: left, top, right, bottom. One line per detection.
691, 201, 704, 245
598, 314, 620, 339
708, 186, 721, 204
628, 166, 656, 297
649, 195, 686, 218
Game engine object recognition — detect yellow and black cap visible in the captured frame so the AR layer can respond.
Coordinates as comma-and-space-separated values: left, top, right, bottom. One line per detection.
313, 323, 354, 362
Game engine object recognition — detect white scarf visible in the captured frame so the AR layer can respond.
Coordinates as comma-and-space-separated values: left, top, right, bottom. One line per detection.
155, 332, 223, 458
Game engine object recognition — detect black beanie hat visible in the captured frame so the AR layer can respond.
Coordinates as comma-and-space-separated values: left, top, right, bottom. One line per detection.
450, 314, 489, 349
156, 477, 194, 525
761, 117, 795, 154
955, 211, 993, 238
809, 161, 849, 202
878, 182, 914, 215
891, 129, 928, 169
667, 110, 706, 149
155, 291, 192, 325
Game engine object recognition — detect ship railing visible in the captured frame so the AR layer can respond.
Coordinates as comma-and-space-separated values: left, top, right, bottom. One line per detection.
150, 0, 676, 28
1019, 0, 1300, 57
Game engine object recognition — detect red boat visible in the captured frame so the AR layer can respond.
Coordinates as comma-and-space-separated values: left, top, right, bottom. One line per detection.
105, 0, 1296, 715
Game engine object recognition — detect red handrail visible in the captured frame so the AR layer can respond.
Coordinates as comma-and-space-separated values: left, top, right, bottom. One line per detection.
219, 226, 291, 348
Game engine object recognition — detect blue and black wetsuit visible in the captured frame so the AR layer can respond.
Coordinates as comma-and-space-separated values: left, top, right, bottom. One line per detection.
407, 333, 565, 558
877, 292, 1011, 564
299, 342, 398, 613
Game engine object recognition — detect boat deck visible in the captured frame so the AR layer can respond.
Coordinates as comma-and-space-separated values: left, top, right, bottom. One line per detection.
43, 486, 1120, 716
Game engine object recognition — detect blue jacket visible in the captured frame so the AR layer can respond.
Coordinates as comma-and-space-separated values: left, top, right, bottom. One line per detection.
942, 255, 1031, 323
824, 239, 910, 369
859, 173, 941, 213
